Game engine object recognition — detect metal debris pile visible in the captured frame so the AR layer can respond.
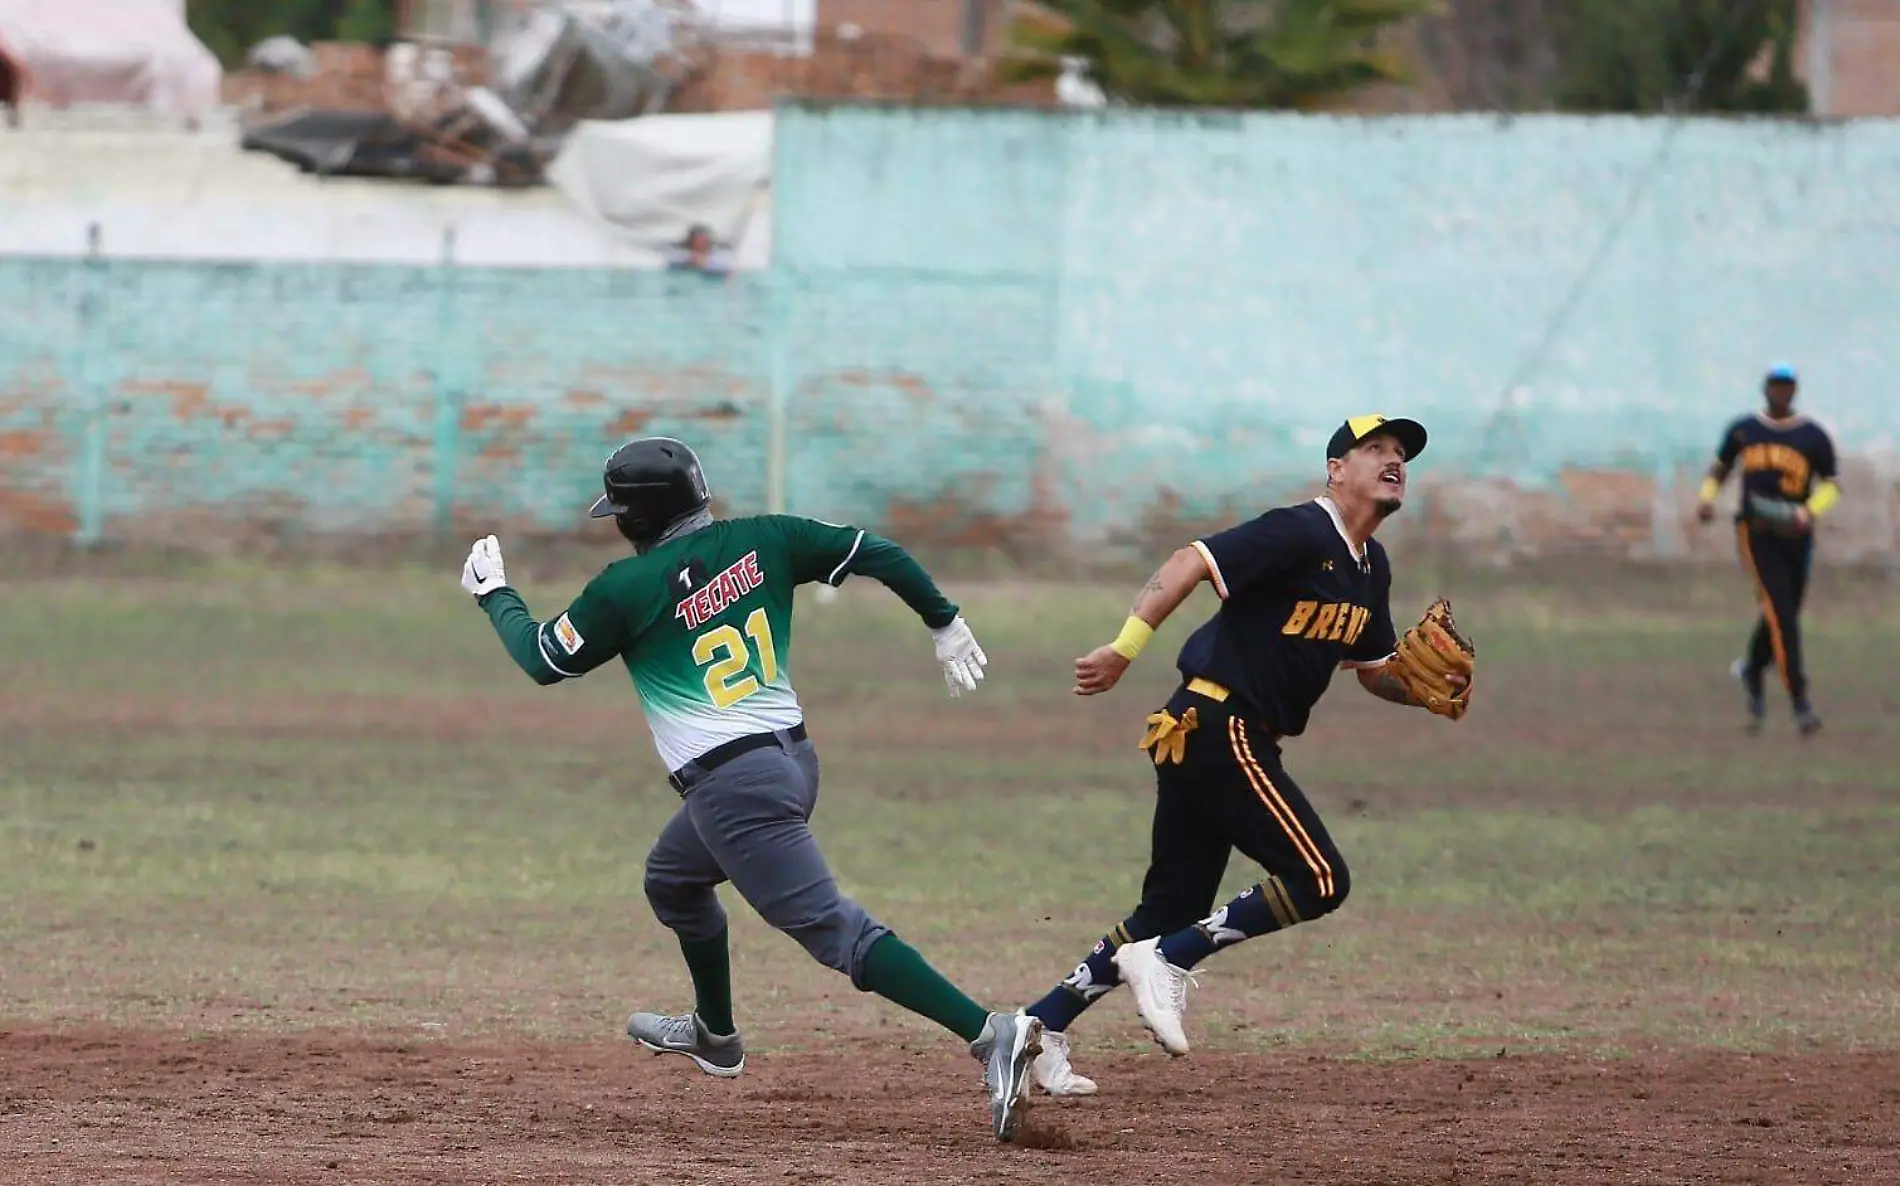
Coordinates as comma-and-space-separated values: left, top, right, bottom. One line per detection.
238, 1, 706, 187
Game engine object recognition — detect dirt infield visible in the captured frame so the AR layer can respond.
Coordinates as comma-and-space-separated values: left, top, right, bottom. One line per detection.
7, 572, 1900, 1183
4, 1027, 1895, 1185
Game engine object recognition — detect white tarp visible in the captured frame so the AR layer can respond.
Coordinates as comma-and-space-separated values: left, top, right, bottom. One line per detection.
0, 0, 221, 116
546, 109, 773, 270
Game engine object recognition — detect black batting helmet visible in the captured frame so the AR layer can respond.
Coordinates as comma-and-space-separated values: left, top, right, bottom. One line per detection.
588, 436, 712, 549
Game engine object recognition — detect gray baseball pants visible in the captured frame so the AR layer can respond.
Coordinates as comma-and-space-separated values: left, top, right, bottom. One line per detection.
643, 732, 890, 988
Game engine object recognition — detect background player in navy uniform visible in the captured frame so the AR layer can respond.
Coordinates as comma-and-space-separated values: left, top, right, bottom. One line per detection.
1020, 415, 1471, 1094
1695, 364, 1841, 736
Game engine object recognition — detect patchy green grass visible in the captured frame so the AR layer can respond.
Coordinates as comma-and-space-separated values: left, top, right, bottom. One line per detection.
3, 562, 1898, 1057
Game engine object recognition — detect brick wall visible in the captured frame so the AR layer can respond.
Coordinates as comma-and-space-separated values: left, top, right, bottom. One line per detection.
0, 262, 772, 544
670, 28, 1051, 112
817, 0, 1015, 59
1803, 0, 1900, 116
216, 27, 1043, 119
221, 41, 489, 116
6, 108, 1899, 563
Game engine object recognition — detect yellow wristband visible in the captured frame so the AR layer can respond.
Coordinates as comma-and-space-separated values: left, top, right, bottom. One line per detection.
1108, 616, 1154, 662
1697, 476, 1721, 505
1807, 480, 1841, 517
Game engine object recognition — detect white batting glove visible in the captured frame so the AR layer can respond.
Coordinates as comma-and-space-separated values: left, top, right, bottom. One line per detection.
931, 616, 988, 698
460, 535, 508, 598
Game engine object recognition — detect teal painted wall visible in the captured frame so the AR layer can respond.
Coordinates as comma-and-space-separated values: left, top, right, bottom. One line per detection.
0, 260, 770, 537
772, 109, 1900, 544
6, 108, 1899, 549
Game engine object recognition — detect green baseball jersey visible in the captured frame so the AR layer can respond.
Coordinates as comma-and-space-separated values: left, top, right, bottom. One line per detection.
479, 515, 958, 772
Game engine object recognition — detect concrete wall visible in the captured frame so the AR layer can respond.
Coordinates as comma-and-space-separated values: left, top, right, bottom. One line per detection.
770, 108, 1900, 562
5, 106, 1899, 563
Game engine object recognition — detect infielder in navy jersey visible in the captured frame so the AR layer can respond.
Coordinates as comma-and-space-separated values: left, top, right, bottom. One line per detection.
1695, 364, 1840, 736
1021, 415, 1470, 1093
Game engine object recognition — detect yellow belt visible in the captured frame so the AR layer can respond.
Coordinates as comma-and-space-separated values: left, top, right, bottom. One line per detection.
1186, 677, 1229, 702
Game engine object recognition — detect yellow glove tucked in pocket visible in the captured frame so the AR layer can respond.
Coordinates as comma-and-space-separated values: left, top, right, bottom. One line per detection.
1139, 707, 1200, 765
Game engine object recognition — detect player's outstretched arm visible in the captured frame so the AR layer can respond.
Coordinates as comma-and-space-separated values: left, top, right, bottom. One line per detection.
771, 517, 988, 697
460, 536, 623, 687
829, 531, 960, 626
824, 528, 989, 698
461, 535, 565, 686
1073, 545, 1210, 696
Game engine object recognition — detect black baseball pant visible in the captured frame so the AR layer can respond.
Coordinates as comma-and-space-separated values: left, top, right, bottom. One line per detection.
1025, 681, 1349, 1031
1123, 683, 1350, 939
1736, 524, 1814, 700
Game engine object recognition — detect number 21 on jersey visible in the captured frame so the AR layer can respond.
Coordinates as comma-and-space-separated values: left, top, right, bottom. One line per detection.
692, 607, 778, 708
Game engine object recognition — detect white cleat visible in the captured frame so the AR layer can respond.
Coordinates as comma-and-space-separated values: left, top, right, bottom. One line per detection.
1031, 1030, 1098, 1096
1112, 938, 1197, 1057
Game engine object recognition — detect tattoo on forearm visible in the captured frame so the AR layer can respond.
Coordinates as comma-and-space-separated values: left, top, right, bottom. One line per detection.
1132, 571, 1165, 613
1364, 668, 1418, 706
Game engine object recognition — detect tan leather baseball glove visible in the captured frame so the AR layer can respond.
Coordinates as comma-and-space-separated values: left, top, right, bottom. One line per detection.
1387, 598, 1475, 721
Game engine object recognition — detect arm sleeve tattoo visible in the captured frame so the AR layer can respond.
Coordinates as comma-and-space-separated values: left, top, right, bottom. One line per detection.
1359, 664, 1420, 707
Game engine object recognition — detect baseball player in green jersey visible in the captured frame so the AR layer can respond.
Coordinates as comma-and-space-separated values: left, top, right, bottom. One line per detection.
460, 436, 1044, 1142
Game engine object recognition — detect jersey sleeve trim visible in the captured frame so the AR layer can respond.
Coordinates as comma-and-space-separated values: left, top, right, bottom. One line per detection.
1339, 655, 1394, 670
827, 529, 866, 586
1189, 540, 1228, 599
535, 623, 582, 678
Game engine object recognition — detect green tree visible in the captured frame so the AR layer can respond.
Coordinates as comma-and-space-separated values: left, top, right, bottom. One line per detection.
1001, 0, 1439, 110
187, 0, 398, 67
1555, 0, 1806, 113
337, 0, 398, 44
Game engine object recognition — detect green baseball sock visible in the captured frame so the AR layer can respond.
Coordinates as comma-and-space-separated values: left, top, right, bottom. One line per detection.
859, 933, 990, 1043
677, 929, 735, 1037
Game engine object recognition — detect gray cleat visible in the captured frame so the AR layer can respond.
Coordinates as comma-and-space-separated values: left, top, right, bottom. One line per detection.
626, 1011, 745, 1078
1794, 698, 1823, 737
969, 1010, 1042, 1142
1733, 659, 1766, 736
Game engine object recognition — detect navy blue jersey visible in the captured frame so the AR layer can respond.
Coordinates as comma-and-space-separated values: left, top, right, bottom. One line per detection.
1716, 414, 1837, 526
1177, 499, 1397, 738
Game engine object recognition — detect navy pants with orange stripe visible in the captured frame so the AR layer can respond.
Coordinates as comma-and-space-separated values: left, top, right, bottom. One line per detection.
1737, 524, 1814, 701
1025, 685, 1349, 1033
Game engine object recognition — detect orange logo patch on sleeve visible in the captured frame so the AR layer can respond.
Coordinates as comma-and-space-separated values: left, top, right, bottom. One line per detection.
553, 613, 585, 655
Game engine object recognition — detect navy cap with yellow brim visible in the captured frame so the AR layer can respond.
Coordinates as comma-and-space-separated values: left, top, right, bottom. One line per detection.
1326, 413, 1428, 462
